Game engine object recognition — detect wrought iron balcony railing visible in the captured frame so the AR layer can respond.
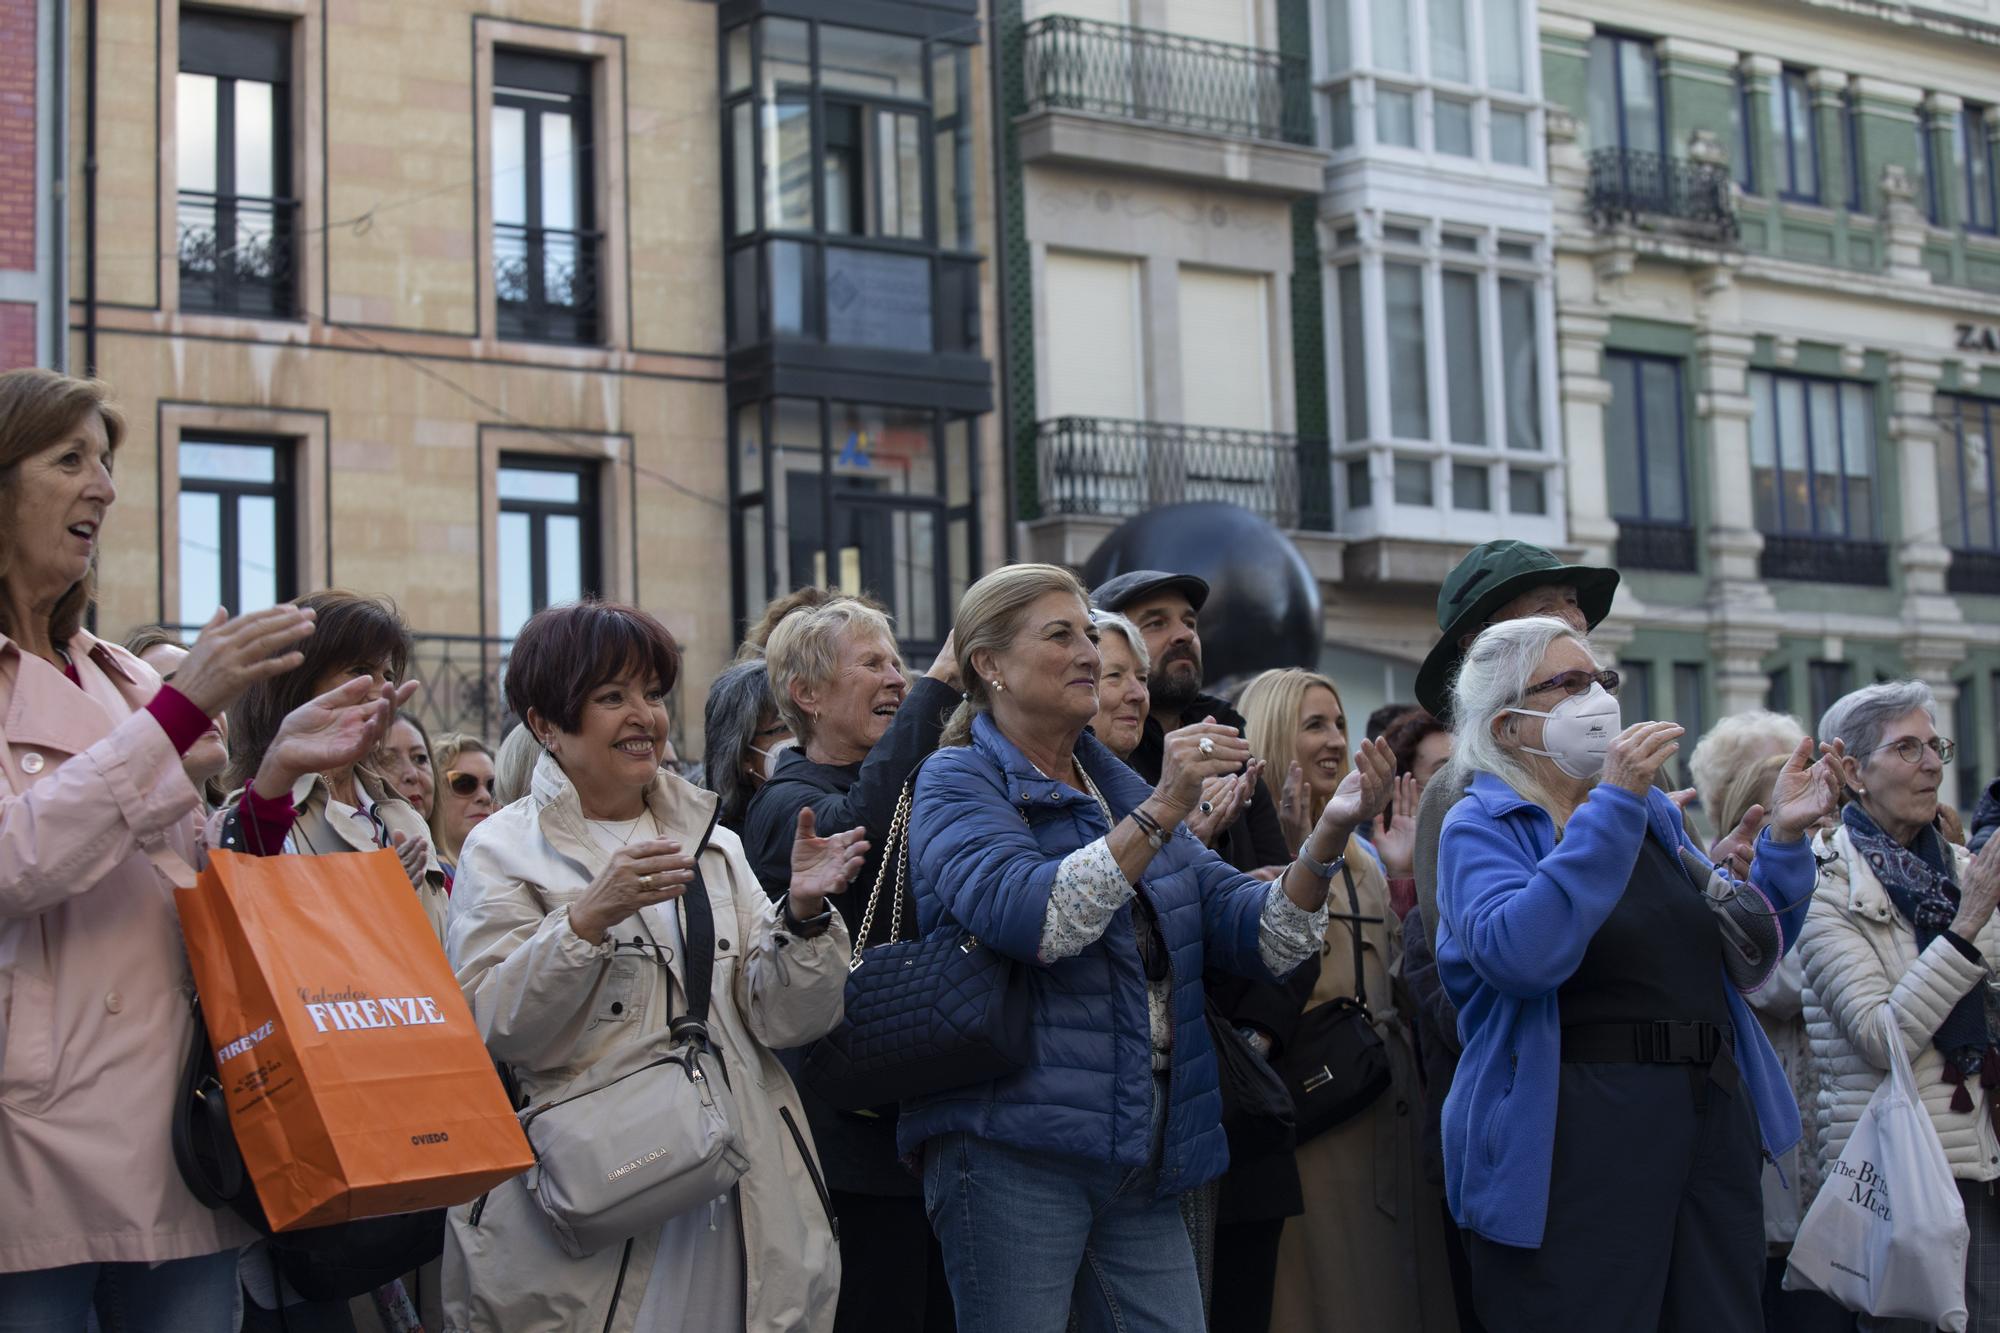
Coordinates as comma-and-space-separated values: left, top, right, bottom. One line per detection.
176, 191, 298, 318
1947, 549, 2000, 597
1022, 15, 1313, 147
1036, 416, 1332, 530
495, 223, 603, 345
407, 633, 514, 741
1758, 534, 1890, 586
1586, 148, 1738, 242
1614, 519, 1698, 573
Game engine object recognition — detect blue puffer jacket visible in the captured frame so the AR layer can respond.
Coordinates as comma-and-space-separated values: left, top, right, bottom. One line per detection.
896, 713, 1285, 1198
1436, 772, 1815, 1248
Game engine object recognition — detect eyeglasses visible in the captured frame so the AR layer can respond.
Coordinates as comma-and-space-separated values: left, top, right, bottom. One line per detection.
1521, 668, 1621, 700
447, 771, 498, 798
1861, 736, 1956, 766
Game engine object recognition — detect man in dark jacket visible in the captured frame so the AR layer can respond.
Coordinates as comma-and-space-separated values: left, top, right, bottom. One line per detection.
1093, 569, 1312, 1333
1971, 778, 2000, 854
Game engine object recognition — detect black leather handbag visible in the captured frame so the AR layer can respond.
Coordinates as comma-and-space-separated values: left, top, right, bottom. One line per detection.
801, 776, 1032, 1111
1205, 996, 1297, 1159
1276, 861, 1391, 1143
173, 991, 446, 1301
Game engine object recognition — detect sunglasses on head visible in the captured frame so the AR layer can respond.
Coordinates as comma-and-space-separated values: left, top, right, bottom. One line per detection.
448, 771, 497, 798
1522, 668, 1621, 699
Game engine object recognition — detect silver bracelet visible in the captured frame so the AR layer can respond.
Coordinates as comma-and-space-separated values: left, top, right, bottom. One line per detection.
1295, 846, 1346, 880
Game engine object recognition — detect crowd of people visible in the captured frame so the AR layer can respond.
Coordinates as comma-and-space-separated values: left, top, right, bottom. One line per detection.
5, 362, 2000, 1333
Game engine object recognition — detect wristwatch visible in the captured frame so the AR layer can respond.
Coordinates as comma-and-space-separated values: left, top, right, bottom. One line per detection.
1296, 845, 1346, 880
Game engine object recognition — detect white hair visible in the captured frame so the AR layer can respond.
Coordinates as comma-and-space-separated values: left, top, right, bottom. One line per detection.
1449, 615, 1597, 817
1089, 609, 1150, 673
1818, 680, 1937, 765
1688, 710, 1806, 819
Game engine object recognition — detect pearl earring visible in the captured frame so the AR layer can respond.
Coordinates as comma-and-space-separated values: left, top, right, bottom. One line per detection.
991, 679, 1004, 692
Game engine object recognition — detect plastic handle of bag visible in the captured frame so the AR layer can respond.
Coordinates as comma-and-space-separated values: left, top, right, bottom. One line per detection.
1877, 1003, 1922, 1106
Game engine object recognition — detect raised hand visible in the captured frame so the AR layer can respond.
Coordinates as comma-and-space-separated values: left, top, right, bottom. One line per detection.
1277, 761, 1309, 857
1952, 832, 2000, 941
568, 836, 696, 944
173, 604, 317, 717
1153, 719, 1252, 822
788, 806, 869, 920
1707, 803, 1765, 881
389, 829, 430, 888
1767, 736, 1845, 843
1603, 721, 1685, 797
1314, 737, 1396, 850
1187, 762, 1258, 848
1371, 773, 1421, 876
251, 677, 420, 800
925, 630, 961, 689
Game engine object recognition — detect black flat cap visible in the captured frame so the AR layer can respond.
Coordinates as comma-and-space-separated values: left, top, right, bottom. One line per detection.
1090, 569, 1211, 615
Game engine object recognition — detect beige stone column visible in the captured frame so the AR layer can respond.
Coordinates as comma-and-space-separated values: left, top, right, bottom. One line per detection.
1695, 328, 1781, 715
1891, 352, 1967, 716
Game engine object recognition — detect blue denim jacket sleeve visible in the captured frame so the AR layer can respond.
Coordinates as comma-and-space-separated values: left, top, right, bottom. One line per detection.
1438, 782, 1651, 998
909, 748, 1068, 966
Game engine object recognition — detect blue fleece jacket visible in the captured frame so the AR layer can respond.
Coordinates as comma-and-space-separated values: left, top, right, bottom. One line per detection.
896, 713, 1282, 1199
1435, 772, 1814, 1248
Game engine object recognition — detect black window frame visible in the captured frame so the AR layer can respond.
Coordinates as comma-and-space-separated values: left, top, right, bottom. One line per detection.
176, 433, 296, 619
496, 454, 603, 633
1588, 32, 1665, 161
176, 8, 297, 318
1775, 66, 1820, 204
1939, 394, 2000, 595
1732, 68, 1757, 194
1751, 368, 1889, 585
1921, 109, 1943, 226
720, 17, 983, 359
728, 395, 979, 660
1604, 351, 1695, 572
1962, 102, 1997, 235
492, 50, 601, 346
1842, 87, 1862, 212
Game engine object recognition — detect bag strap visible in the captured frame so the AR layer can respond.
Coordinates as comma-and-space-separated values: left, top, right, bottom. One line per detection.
633, 810, 718, 1046
1339, 860, 1370, 1011
849, 779, 916, 967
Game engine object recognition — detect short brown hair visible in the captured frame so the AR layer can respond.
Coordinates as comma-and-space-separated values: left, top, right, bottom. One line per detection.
1382, 708, 1447, 779
0, 368, 126, 646
225, 590, 413, 790
506, 599, 681, 735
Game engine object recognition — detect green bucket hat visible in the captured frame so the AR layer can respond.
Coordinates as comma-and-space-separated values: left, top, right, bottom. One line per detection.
1414, 541, 1619, 724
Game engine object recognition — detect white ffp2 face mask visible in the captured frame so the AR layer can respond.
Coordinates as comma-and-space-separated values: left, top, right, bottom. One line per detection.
750, 737, 797, 781
1505, 683, 1622, 780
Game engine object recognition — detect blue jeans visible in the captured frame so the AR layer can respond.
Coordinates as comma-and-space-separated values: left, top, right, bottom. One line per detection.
921, 1081, 1204, 1333
0, 1252, 241, 1333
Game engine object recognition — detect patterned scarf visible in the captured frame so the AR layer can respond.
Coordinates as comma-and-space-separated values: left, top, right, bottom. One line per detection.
1843, 802, 2000, 1113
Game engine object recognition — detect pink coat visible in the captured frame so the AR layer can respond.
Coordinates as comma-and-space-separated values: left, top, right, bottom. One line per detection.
0, 630, 253, 1271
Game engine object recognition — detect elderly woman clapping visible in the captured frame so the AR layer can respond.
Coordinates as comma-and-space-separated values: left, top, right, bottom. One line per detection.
904, 564, 1394, 1332
444, 599, 865, 1331
1435, 617, 1839, 1332
1799, 681, 2000, 1328
0, 369, 334, 1324
742, 597, 960, 1333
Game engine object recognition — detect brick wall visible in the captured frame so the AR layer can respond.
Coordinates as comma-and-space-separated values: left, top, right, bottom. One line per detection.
0, 303, 34, 370
0, 0, 36, 273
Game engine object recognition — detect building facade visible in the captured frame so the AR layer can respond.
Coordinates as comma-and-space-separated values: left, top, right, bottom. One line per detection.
1545, 0, 2000, 798
1, 0, 65, 370
67, 0, 1001, 743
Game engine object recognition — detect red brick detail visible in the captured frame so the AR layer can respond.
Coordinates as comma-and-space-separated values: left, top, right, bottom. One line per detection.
0, 0, 39, 271
0, 302, 36, 370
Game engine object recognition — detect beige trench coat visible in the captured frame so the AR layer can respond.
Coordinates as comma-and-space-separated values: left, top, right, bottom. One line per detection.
1270, 850, 1461, 1333
0, 630, 254, 1271
441, 753, 848, 1333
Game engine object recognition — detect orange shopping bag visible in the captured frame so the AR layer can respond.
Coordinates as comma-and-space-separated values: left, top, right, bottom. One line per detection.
176, 847, 532, 1231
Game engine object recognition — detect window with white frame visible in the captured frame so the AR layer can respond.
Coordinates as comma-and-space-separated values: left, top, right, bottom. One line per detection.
1316, 0, 1538, 167
1330, 219, 1556, 534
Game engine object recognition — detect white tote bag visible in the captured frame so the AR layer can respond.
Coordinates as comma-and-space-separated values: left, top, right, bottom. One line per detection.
1785, 1006, 1970, 1331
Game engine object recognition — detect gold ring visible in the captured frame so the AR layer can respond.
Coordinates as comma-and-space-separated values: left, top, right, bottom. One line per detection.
640, 873, 655, 891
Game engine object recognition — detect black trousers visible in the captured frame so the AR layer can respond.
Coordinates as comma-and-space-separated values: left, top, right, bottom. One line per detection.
1207, 1218, 1284, 1333
1467, 1060, 1764, 1333
830, 1190, 956, 1333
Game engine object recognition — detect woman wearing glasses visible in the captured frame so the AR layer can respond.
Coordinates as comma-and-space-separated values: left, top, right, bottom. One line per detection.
1435, 617, 1839, 1332
1801, 682, 2000, 1330
429, 733, 498, 880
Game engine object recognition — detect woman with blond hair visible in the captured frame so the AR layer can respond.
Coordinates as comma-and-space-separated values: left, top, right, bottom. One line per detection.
1241, 668, 1456, 1333
904, 566, 1393, 1332
427, 732, 496, 880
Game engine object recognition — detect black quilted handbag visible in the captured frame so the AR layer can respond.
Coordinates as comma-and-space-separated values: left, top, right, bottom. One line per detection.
801, 778, 1032, 1112
1275, 862, 1390, 1143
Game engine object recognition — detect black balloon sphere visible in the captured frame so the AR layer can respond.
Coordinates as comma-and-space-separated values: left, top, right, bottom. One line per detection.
1081, 502, 1323, 683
